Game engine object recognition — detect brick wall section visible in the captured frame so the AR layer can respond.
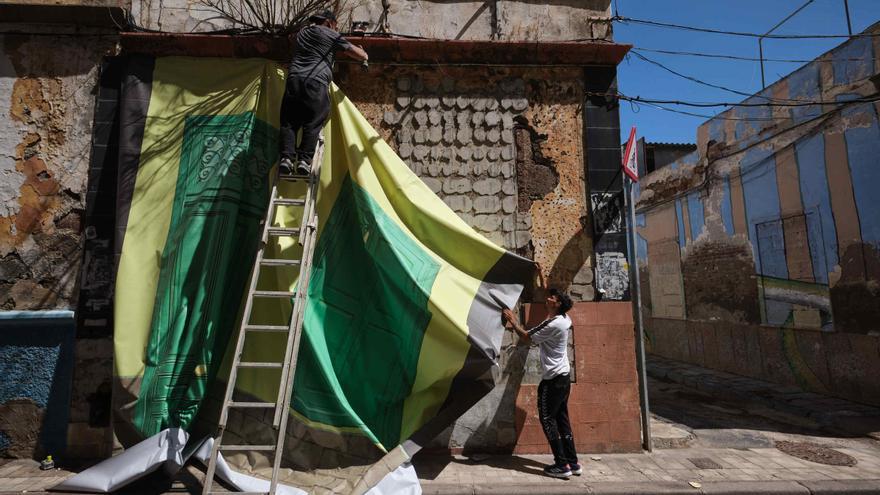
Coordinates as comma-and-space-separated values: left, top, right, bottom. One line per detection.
514, 301, 642, 454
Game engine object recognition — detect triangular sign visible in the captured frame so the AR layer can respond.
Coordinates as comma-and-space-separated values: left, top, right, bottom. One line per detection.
622, 126, 638, 182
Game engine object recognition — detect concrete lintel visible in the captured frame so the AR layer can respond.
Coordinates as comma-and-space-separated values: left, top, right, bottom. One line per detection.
119, 33, 631, 66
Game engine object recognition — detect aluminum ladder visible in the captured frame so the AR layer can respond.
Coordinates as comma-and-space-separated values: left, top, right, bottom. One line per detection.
202, 139, 324, 495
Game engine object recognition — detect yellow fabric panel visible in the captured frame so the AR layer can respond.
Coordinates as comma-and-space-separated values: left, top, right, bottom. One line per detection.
323, 86, 500, 440
114, 57, 285, 378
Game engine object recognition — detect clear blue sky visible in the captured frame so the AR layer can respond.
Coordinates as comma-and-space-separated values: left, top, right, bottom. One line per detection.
614, 0, 880, 144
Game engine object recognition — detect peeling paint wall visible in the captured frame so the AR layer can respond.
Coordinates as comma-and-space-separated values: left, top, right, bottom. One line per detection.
0, 32, 117, 458
637, 25, 880, 406
131, 0, 612, 40
337, 64, 592, 302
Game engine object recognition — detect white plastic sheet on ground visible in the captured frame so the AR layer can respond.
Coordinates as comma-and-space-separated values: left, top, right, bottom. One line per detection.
52, 428, 421, 494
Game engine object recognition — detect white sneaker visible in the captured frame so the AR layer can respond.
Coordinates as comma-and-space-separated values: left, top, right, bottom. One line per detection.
295, 160, 311, 176
279, 158, 294, 175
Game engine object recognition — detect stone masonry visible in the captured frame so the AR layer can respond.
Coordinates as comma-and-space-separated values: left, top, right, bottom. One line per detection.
388, 75, 526, 252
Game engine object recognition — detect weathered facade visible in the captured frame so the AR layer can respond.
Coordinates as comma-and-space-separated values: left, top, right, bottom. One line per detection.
636, 24, 880, 407
1, 0, 642, 461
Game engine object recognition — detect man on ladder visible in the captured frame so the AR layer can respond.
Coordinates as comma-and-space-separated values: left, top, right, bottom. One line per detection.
280, 9, 369, 176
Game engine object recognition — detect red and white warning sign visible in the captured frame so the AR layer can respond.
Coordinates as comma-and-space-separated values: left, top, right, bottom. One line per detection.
622, 126, 639, 182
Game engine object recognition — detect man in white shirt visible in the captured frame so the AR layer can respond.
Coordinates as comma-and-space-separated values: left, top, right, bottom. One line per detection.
503, 281, 580, 479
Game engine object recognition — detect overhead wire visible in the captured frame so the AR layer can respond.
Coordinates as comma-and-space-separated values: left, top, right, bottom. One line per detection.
613, 14, 880, 39
629, 49, 768, 101
627, 46, 875, 64
586, 91, 880, 108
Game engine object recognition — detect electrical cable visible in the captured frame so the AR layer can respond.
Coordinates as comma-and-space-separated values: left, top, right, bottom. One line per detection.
629, 49, 769, 100
629, 46, 875, 64
629, 100, 783, 122
614, 15, 880, 39
586, 90, 880, 108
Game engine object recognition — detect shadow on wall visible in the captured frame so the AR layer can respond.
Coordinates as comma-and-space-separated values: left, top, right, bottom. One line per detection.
461, 343, 530, 455
830, 242, 880, 334
681, 238, 761, 325
0, 314, 75, 459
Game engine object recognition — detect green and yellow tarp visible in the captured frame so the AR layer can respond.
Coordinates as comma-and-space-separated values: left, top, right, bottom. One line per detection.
108, 55, 531, 491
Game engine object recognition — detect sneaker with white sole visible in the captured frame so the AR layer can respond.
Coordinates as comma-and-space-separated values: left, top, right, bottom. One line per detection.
543, 464, 572, 479
295, 160, 311, 176
569, 463, 583, 475
279, 157, 294, 176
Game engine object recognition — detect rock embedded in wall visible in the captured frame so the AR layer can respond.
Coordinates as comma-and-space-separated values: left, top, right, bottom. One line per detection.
389, 75, 527, 251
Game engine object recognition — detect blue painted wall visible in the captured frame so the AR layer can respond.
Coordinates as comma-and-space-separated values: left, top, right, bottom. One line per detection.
787, 63, 822, 124
833, 36, 874, 86
675, 199, 686, 248
686, 191, 705, 240
740, 152, 788, 278
795, 133, 838, 283
842, 106, 880, 248
720, 176, 735, 235
635, 213, 647, 263
0, 313, 75, 456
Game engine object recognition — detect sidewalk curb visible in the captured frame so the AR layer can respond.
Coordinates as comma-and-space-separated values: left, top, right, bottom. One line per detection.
420, 480, 880, 494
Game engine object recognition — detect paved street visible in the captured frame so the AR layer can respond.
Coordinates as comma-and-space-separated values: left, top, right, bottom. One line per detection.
2, 356, 879, 494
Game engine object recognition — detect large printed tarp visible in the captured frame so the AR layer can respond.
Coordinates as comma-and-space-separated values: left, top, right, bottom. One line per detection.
92, 55, 531, 493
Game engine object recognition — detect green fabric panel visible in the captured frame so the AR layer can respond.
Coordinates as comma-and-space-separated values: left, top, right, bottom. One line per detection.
293, 176, 440, 449
133, 112, 276, 435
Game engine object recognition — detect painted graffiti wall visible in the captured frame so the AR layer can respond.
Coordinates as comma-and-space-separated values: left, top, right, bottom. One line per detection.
636, 25, 880, 406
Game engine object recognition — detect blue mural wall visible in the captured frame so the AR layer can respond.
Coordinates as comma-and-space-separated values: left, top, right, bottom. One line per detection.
794, 133, 837, 284
0, 312, 75, 457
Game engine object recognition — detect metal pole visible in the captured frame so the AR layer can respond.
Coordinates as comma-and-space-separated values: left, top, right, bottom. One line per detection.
844, 0, 853, 36
759, 38, 766, 89
624, 176, 652, 452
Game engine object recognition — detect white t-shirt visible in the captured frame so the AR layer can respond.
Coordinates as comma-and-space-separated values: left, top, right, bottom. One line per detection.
528, 314, 572, 380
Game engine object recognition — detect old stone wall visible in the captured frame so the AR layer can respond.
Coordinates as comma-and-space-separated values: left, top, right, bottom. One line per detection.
0, 31, 118, 458
336, 64, 594, 305
636, 25, 880, 406
130, 0, 612, 40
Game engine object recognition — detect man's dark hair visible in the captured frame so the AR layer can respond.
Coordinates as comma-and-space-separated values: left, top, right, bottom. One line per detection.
549, 288, 573, 316
309, 9, 337, 23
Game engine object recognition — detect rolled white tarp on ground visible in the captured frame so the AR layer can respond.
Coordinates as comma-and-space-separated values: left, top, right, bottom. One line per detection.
51, 429, 421, 495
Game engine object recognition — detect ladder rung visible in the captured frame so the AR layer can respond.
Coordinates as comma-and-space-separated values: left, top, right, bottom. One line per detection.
229, 401, 276, 408
267, 227, 300, 236
238, 362, 283, 369
220, 444, 275, 451
279, 175, 309, 182
245, 325, 290, 332
260, 258, 301, 266
274, 198, 305, 206
253, 290, 296, 298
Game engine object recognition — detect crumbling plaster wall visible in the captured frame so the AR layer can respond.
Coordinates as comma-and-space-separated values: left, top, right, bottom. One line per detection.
130, 0, 613, 40
0, 34, 114, 309
637, 30, 880, 406
336, 64, 592, 451
0, 33, 117, 458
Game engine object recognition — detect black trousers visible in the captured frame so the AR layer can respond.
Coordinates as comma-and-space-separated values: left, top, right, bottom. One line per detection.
538, 373, 578, 466
279, 75, 330, 164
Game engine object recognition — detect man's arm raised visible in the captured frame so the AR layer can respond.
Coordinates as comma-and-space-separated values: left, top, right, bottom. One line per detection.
345, 44, 369, 62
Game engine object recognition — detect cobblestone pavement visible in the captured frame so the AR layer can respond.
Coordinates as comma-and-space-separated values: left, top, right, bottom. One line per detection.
2, 356, 880, 494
